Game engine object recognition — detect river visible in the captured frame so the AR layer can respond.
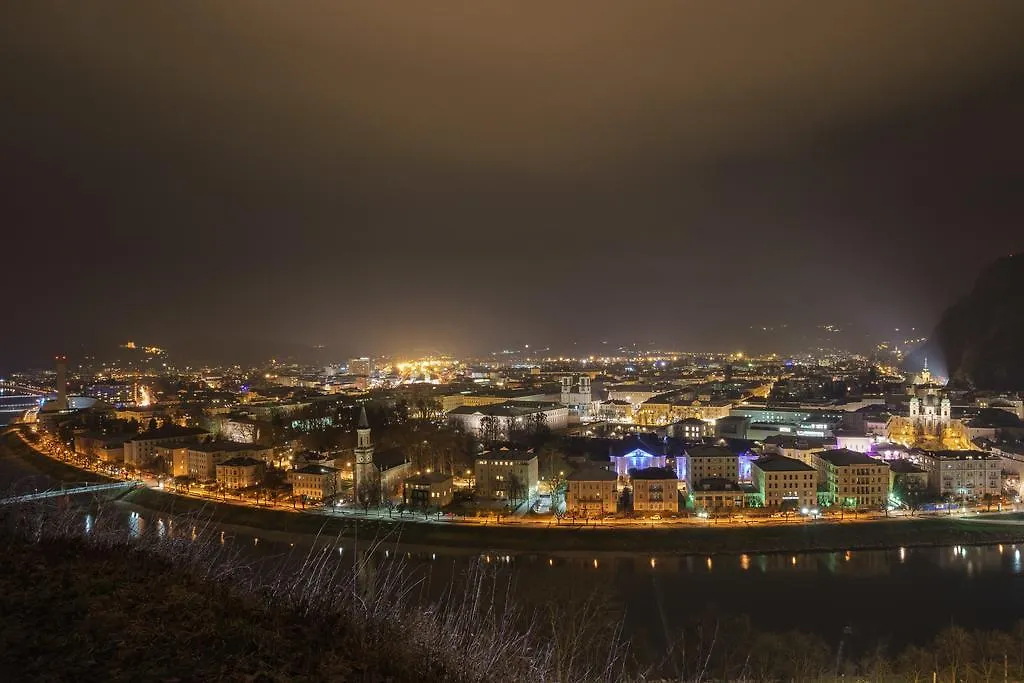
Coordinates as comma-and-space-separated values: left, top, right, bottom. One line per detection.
0, 391, 40, 426
5, 440, 1024, 665
114, 505, 1024, 663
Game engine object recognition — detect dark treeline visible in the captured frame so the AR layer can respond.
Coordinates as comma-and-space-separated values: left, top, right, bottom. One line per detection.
636, 611, 1024, 681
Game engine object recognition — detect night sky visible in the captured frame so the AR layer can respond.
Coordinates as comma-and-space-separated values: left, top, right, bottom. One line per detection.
2, 2, 1023, 367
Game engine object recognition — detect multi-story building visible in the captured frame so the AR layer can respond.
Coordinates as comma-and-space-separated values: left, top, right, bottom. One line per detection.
751, 455, 817, 511
123, 425, 209, 470
474, 448, 539, 502
631, 467, 679, 513
402, 472, 455, 509
688, 478, 749, 512
292, 464, 340, 504
348, 357, 374, 377
605, 384, 663, 410
915, 450, 1002, 500
609, 434, 670, 479
762, 435, 837, 468
559, 375, 595, 417
163, 441, 275, 481
667, 418, 712, 441
447, 402, 569, 437
813, 449, 890, 510
888, 459, 930, 499
565, 467, 618, 515
215, 456, 266, 490
74, 431, 132, 464
636, 394, 732, 426
684, 444, 738, 492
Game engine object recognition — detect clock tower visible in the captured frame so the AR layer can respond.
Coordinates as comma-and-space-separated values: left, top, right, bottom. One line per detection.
354, 406, 374, 492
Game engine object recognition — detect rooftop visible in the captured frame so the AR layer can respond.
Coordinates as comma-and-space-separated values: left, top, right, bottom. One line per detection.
917, 449, 999, 461
480, 448, 536, 463
404, 472, 453, 486
189, 440, 266, 453
294, 464, 338, 475
610, 434, 664, 459
763, 434, 837, 450
685, 444, 735, 459
630, 466, 678, 481
752, 455, 815, 472
218, 456, 265, 468
888, 459, 926, 474
566, 467, 617, 482
815, 449, 885, 467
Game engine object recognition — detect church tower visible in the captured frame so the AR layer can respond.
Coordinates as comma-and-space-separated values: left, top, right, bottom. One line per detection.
354, 406, 374, 493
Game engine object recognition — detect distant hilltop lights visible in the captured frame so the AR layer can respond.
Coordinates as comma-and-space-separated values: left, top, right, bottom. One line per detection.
121, 341, 166, 355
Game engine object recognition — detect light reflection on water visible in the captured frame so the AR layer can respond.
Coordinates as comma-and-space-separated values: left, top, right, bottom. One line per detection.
98, 510, 1024, 650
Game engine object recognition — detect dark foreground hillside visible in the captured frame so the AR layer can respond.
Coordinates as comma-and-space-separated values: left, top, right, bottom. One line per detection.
0, 538, 381, 682
5, 506, 1024, 682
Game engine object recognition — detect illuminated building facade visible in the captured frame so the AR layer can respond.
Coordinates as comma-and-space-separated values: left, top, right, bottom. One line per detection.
684, 444, 738, 492
123, 425, 209, 470
667, 417, 712, 441
915, 450, 1001, 500
751, 455, 817, 510
559, 375, 595, 418
813, 449, 890, 509
631, 467, 679, 513
474, 449, 539, 501
403, 472, 454, 509
215, 456, 266, 490
565, 467, 618, 515
609, 434, 669, 479
348, 357, 374, 377
292, 464, 341, 504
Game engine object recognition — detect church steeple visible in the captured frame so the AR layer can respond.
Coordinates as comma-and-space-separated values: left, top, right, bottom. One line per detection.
354, 406, 374, 494
356, 406, 371, 449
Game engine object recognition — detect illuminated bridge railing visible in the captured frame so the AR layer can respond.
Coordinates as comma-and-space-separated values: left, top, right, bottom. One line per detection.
0, 481, 141, 505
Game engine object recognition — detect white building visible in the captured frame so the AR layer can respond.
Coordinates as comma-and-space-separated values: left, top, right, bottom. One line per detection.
916, 450, 1002, 500
123, 425, 209, 470
909, 391, 952, 435
559, 375, 596, 418
447, 401, 569, 437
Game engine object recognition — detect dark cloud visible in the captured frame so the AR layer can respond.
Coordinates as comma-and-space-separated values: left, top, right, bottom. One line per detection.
1, 1, 1023, 366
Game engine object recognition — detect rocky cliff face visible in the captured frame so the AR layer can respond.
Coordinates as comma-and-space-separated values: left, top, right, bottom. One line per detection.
930, 254, 1024, 390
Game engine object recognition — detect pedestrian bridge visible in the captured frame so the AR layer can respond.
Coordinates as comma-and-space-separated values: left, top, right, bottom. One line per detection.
0, 480, 142, 505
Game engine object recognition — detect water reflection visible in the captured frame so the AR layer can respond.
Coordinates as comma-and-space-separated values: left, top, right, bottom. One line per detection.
62, 507, 1024, 654
127, 511, 143, 539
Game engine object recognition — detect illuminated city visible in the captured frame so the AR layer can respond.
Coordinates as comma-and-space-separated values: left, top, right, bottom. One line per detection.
3, 2, 1024, 680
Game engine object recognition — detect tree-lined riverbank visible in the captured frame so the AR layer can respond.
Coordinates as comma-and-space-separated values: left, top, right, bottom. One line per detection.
7, 428, 1024, 557
121, 485, 1024, 556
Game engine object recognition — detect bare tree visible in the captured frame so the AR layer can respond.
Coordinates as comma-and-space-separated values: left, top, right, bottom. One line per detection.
356, 470, 382, 513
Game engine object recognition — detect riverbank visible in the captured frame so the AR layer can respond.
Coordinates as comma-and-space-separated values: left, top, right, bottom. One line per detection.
0, 510, 560, 683
8, 429, 1024, 557
0, 429, 111, 487
122, 486, 1024, 556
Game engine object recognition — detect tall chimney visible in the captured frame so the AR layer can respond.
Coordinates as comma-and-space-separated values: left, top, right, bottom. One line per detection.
55, 355, 68, 411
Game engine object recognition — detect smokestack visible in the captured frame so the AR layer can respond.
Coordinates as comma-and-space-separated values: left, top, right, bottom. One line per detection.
55, 355, 68, 411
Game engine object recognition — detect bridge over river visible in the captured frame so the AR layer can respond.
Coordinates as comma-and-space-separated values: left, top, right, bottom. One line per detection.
0, 480, 141, 505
